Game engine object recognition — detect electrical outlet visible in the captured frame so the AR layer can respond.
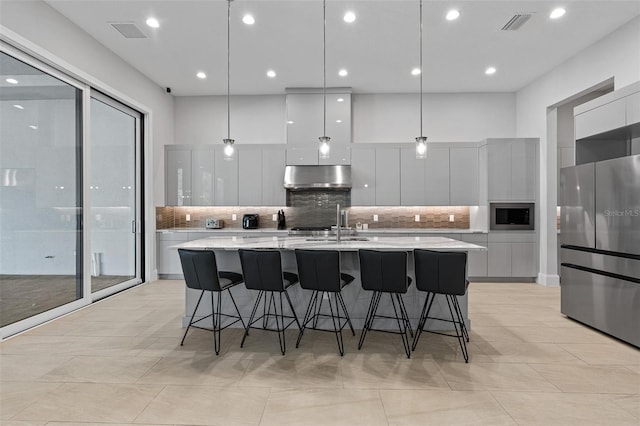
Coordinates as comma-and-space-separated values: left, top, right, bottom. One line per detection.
232, 213, 237, 221
186, 214, 191, 221
414, 214, 420, 222
373, 214, 379, 222
449, 214, 455, 222
272, 214, 278, 221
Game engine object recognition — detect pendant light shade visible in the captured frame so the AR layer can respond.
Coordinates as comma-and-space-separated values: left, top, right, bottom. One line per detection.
319, 0, 330, 160
223, 0, 235, 160
416, 0, 428, 159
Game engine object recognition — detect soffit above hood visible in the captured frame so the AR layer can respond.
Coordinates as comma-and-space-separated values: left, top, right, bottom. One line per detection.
284, 165, 351, 190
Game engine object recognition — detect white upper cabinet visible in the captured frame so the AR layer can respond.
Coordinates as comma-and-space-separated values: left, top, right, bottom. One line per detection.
166, 149, 192, 206
261, 148, 286, 206
286, 147, 319, 165
450, 147, 479, 205
238, 148, 262, 205
575, 98, 626, 140
400, 147, 426, 205
425, 147, 450, 205
351, 147, 376, 206
375, 147, 401, 206
286, 92, 351, 146
191, 148, 215, 205
487, 138, 538, 202
213, 146, 238, 205
626, 91, 640, 126
239, 146, 286, 206
319, 145, 351, 165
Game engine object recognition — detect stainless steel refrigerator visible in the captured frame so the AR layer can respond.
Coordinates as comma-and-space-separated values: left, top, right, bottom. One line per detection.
560, 154, 640, 347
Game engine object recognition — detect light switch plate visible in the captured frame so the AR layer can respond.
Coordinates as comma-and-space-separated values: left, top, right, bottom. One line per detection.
449, 214, 455, 222
373, 214, 379, 222
414, 214, 420, 222
232, 214, 237, 221
186, 214, 191, 221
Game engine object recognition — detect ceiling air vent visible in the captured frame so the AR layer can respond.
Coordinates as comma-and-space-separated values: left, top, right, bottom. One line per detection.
501, 14, 532, 31
110, 23, 147, 39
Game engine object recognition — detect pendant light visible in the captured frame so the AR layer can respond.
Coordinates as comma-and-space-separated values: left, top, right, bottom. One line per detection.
223, 0, 235, 160
416, 0, 428, 159
318, 0, 330, 159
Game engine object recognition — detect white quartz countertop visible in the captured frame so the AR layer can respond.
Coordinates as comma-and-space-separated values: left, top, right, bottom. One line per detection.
158, 228, 487, 234
171, 235, 486, 252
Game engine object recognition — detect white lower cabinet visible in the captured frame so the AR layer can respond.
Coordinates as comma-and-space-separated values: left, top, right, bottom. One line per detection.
157, 232, 189, 275
460, 234, 488, 277
487, 232, 537, 278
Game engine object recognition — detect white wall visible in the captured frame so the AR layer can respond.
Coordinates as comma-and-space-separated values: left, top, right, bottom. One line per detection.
354, 93, 516, 143
0, 0, 176, 279
515, 16, 640, 285
174, 95, 285, 145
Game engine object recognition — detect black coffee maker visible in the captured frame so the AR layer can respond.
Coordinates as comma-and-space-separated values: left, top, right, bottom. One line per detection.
277, 210, 286, 230
242, 214, 259, 229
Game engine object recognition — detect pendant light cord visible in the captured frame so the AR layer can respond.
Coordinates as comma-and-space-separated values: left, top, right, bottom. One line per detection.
227, 0, 231, 140
322, 0, 327, 137
419, 0, 423, 137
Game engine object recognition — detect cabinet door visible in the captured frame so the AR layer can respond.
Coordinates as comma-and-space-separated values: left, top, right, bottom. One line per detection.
286, 147, 318, 165
424, 147, 450, 205
400, 147, 426, 205
286, 94, 323, 145
575, 98, 626, 139
511, 242, 537, 277
262, 148, 286, 206
488, 242, 511, 277
191, 148, 215, 206
351, 148, 376, 206
375, 148, 401, 206
214, 146, 238, 205
319, 145, 351, 165
511, 140, 537, 201
487, 141, 511, 201
626, 91, 640, 126
450, 147, 478, 205
238, 148, 262, 205
166, 149, 192, 206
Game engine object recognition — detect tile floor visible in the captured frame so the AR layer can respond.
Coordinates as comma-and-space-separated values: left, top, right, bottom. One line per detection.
1, 280, 638, 425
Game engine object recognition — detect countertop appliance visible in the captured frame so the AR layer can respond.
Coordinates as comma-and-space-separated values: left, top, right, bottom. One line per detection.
277, 210, 286, 230
242, 214, 259, 229
560, 154, 640, 347
205, 218, 224, 229
490, 203, 535, 230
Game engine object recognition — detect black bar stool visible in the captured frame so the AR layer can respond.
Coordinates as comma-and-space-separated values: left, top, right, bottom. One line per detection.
358, 249, 414, 358
412, 249, 470, 362
238, 249, 301, 355
294, 249, 355, 356
178, 249, 245, 355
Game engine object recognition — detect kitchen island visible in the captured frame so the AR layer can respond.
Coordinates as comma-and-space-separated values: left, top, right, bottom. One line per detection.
173, 235, 486, 331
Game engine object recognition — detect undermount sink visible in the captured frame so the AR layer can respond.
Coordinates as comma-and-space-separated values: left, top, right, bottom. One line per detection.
305, 237, 370, 242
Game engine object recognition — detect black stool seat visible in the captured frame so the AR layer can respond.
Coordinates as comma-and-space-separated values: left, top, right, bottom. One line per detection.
238, 249, 301, 355
294, 249, 356, 356
412, 249, 470, 363
178, 249, 245, 355
358, 249, 414, 358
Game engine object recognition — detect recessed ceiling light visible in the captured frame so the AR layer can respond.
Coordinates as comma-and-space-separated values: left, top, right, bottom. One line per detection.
343, 11, 356, 23
266, 70, 276, 78
196, 71, 207, 79
337, 98, 344, 102
13, 104, 24, 110
550, 8, 566, 19
411, 68, 421, 76
446, 9, 460, 21
485, 66, 497, 75
29, 125, 38, 130
5, 78, 18, 84
145, 17, 159, 28
338, 69, 348, 77
336, 119, 342, 123
287, 120, 294, 124
242, 14, 255, 25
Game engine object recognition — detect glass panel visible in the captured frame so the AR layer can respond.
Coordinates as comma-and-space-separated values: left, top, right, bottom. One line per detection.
0, 52, 83, 327
90, 96, 137, 292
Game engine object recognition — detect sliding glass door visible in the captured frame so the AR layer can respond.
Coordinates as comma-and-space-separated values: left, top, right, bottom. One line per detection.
89, 93, 142, 297
0, 51, 84, 329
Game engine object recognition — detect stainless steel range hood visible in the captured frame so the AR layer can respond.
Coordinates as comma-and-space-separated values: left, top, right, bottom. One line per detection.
284, 165, 351, 190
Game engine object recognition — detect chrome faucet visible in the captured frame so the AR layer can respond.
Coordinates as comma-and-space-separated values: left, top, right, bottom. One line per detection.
336, 204, 341, 243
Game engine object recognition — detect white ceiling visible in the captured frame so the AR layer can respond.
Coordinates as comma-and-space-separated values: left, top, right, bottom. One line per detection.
43, 0, 640, 96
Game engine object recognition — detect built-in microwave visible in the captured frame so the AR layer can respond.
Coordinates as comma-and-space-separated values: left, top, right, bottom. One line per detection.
490, 203, 535, 230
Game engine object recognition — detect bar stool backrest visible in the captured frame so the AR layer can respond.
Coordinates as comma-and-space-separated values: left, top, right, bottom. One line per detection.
178, 249, 222, 292
295, 249, 341, 292
239, 249, 285, 291
358, 249, 409, 293
414, 249, 467, 296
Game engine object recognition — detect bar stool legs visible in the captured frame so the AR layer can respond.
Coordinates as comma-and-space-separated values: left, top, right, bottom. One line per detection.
358, 291, 413, 359
296, 290, 355, 356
